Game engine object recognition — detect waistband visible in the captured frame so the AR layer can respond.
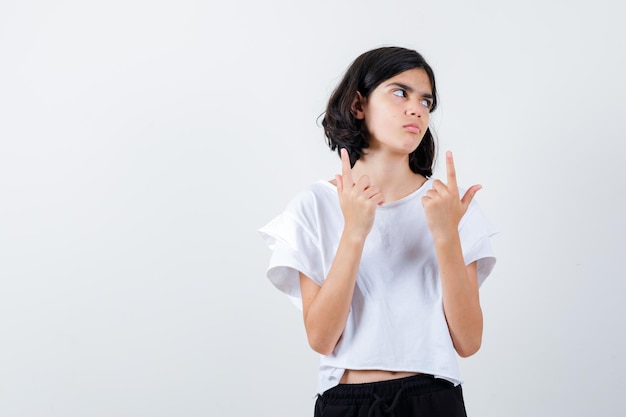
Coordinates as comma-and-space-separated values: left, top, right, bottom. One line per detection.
320, 374, 454, 405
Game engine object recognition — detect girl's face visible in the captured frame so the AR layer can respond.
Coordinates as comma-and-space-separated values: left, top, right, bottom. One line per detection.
356, 68, 434, 155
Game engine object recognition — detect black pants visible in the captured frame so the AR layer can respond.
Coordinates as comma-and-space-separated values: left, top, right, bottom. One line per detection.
314, 374, 468, 417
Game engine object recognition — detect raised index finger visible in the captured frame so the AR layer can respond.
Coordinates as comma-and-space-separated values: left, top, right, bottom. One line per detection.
446, 150, 458, 189
340, 148, 354, 185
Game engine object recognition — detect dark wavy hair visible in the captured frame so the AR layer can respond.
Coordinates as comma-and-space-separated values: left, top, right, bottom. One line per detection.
321, 46, 438, 177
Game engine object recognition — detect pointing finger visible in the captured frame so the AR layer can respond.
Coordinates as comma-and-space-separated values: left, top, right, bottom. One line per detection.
446, 150, 458, 190
340, 148, 354, 187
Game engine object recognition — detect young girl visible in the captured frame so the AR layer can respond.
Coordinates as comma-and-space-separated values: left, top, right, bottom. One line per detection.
259, 46, 496, 417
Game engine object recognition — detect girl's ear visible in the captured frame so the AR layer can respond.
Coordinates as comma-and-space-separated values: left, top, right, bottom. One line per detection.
350, 92, 365, 120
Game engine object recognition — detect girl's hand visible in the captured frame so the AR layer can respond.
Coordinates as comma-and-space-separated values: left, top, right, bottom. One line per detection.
422, 151, 481, 241
336, 149, 384, 240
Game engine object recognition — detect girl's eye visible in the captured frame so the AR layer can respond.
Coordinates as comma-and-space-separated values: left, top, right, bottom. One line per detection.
420, 98, 432, 108
392, 89, 407, 98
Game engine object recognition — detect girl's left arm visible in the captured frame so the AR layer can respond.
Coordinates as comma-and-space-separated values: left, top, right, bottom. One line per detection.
433, 237, 482, 357
422, 151, 483, 357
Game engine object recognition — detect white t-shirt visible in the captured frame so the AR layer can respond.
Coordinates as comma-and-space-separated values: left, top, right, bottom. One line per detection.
259, 179, 497, 395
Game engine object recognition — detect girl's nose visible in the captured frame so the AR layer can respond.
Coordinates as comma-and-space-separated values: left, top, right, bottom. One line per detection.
405, 103, 423, 117
405, 98, 427, 117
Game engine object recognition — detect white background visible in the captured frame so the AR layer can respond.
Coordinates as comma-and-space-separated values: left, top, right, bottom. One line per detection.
1, 0, 625, 416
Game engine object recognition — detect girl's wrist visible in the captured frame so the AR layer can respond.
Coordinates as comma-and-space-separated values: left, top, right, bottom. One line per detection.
431, 230, 461, 248
341, 228, 369, 246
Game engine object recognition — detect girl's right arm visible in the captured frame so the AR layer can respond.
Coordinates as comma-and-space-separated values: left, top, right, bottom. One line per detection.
300, 149, 383, 355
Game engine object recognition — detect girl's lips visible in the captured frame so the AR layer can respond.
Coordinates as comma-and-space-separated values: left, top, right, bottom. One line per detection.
403, 124, 421, 134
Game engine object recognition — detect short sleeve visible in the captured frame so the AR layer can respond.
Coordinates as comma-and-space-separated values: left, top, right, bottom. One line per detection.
258, 194, 325, 309
458, 199, 498, 287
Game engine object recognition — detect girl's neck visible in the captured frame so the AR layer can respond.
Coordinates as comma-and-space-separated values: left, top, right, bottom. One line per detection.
351, 152, 426, 203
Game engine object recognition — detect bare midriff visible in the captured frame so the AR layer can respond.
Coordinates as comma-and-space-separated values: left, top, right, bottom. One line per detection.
339, 370, 420, 384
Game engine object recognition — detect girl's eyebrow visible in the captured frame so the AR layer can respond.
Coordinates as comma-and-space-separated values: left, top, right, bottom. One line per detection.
386, 82, 433, 99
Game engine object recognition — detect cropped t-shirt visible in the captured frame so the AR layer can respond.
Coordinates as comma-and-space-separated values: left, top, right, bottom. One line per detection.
258, 179, 497, 395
